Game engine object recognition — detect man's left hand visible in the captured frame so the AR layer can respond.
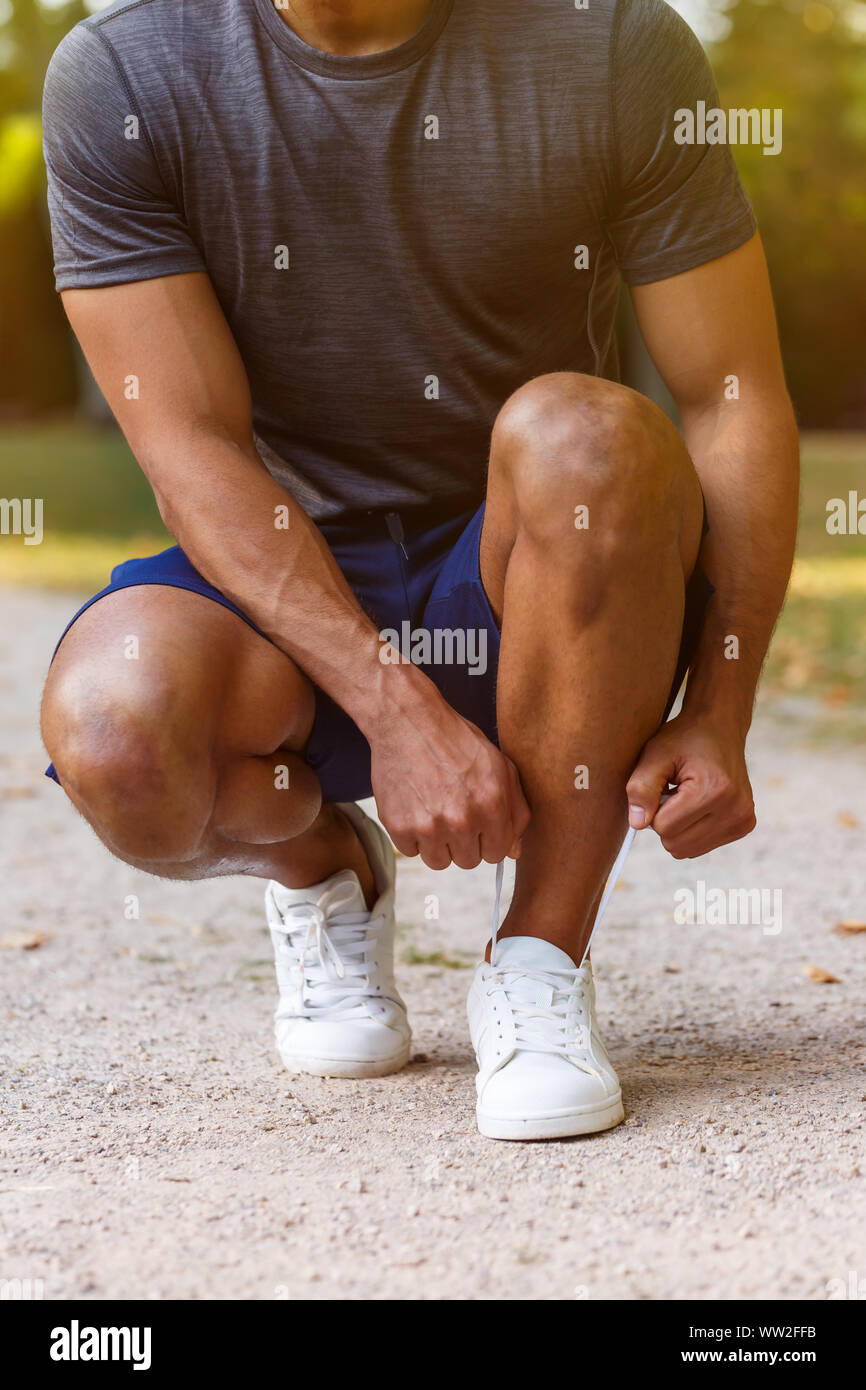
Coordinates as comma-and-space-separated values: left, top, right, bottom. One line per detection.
625, 712, 756, 859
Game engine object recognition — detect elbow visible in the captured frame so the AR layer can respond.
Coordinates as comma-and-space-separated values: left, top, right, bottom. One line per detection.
151, 482, 180, 538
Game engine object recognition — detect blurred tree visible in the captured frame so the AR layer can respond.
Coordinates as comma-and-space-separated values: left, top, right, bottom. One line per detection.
0, 1, 86, 417
712, 0, 866, 425
1, 0, 88, 109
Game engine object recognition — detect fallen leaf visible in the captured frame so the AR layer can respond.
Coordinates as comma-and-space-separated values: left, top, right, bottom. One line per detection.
802, 965, 840, 984
822, 685, 853, 707
833, 920, 866, 936
836, 812, 860, 829
0, 930, 46, 950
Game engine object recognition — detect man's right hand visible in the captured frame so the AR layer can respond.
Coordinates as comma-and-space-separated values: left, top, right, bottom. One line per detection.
369, 695, 530, 871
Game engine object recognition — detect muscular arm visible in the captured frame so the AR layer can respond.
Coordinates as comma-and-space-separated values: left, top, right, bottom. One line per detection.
63, 272, 422, 732
626, 233, 799, 855
61, 272, 528, 866
634, 232, 799, 731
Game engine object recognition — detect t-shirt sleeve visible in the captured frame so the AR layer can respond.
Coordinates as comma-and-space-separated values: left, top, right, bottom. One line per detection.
606, 0, 756, 285
42, 21, 206, 291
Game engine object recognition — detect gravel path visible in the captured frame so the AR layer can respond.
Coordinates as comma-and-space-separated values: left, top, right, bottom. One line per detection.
2, 585, 865, 1301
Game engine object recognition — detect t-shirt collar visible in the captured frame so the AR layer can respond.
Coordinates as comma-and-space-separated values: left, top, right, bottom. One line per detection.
252, 0, 454, 80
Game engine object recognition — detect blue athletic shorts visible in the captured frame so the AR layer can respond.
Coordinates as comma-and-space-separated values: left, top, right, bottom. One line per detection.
46, 502, 713, 804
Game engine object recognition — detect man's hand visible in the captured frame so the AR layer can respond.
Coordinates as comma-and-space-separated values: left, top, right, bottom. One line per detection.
369, 697, 530, 872
625, 712, 756, 860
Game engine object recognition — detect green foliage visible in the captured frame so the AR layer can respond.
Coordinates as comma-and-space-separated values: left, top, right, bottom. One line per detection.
0, 2, 87, 414
0, 112, 42, 216
712, 0, 866, 425
0, 420, 167, 535
0, 1, 88, 112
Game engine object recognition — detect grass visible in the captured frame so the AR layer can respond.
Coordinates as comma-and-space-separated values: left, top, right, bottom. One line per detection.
0, 419, 168, 590
0, 418, 863, 723
0, 420, 165, 537
399, 945, 476, 969
762, 432, 866, 731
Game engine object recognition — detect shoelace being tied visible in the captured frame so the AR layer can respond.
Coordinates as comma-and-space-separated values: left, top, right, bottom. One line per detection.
489, 825, 636, 970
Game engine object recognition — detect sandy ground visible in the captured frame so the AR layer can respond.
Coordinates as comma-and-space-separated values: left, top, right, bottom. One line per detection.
1, 584, 865, 1302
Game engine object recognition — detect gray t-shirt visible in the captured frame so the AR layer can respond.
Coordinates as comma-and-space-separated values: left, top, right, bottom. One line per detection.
42, 0, 755, 522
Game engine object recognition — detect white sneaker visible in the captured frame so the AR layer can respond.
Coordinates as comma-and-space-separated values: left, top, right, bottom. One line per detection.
265, 802, 411, 1078
467, 935, 624, 1140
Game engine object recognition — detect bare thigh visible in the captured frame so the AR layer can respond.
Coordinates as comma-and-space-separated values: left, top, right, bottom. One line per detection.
41, 585, 317, 862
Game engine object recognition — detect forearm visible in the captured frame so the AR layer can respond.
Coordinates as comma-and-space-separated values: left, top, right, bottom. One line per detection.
680, 393, 799, 736
144, 427, 439, 738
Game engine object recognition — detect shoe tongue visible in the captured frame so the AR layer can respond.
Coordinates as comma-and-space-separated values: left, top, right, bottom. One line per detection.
270, 869, 367, 921
494, 935, 577, 971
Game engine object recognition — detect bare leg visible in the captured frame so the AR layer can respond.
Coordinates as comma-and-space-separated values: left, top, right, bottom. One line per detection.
41, 586, 375, 902
481, 373, 704, 961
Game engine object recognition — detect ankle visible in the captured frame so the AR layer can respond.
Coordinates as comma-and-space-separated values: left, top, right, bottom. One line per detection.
329, 805, 377, 907
272, 804, 376, 907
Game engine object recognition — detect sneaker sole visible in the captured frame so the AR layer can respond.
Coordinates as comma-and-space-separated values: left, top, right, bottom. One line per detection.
476, 1091, 625, 1141
278, 1040, 412, 1080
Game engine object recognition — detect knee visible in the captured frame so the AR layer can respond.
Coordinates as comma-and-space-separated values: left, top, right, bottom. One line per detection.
492, 372, 688, 541
42, 668, 214, 863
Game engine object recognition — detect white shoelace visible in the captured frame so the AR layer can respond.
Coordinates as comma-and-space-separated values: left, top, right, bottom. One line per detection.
274, 879, 382, 1022
495, 959, 596, 1055
490, 826, 636, 969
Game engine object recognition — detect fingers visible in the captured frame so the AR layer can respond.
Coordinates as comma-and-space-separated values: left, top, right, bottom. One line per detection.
652, 782, 708, 840
384, 757, 529, 871
387, 829, 420, 860
430, 816, 485, 871
626, 741, 677, 830
418, 837, 454, 871
374, 722, 531, 872
654, 782, 757, 859
477, 756, 529, 865
658, 808, 756, 858
388, 818, 477, 871
446, 834, 483, 872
